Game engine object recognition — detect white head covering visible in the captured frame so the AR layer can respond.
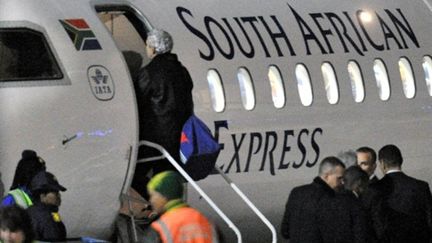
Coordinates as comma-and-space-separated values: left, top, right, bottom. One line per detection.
146, 29, 173, 55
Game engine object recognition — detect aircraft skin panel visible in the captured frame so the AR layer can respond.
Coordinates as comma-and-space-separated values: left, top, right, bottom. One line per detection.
0, 0, 139, 238
1, 0, 432, 242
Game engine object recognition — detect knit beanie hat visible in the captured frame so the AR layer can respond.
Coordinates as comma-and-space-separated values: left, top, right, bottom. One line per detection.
147, 171, 183, 200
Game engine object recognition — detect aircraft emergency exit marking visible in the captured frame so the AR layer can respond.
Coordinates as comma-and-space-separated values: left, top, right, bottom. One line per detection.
177, 5, 419, 60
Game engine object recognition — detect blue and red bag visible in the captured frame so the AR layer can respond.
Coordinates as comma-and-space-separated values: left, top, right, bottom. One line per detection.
179, 115, 221, 181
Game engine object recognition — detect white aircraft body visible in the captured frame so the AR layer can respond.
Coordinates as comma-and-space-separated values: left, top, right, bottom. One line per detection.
1, 0, 432, 242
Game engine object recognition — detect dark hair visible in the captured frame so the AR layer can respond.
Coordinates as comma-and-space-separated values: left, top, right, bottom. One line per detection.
319, 156, 345, 176
356, 146, 377, 164
343, 166, 369, 192
10, 150, 46, 190
378, 144, 403, 167
0, 205, 35, 243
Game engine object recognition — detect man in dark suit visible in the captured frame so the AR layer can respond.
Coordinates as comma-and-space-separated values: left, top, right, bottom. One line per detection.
318, 166, 372, 243
367, 144, 432, 243
356, 147, 379, 184
280, 157, 345, 243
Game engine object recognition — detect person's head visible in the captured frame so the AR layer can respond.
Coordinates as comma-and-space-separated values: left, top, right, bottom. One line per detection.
30, 171, 66, 207
10, 150, 46, 190
319, 156, 346, 191
343, 166, 369, 196
337, 150, 357, 167
356, 147, 377, 177
378, 144, 403, 173
145, 29, 173, 58
147, 171, 183, 214
0, 205, 34, 243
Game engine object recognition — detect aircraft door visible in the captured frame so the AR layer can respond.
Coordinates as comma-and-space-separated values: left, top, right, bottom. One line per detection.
95, 5, 152, 78
94, 5, 155, 240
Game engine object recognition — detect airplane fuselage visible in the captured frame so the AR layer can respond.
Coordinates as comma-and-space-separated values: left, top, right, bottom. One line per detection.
1, 0, 432, 242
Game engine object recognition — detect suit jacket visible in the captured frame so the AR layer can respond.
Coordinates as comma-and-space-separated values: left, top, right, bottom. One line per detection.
366, 172, 432, 243
318, 190, 371, 243
281, 177, 335, 243
369, 175, 379, 184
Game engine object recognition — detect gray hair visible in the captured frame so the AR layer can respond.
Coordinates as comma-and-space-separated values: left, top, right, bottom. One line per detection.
318, 156, 345, 176
146, 29, 173, 55
337, 150, 357, 168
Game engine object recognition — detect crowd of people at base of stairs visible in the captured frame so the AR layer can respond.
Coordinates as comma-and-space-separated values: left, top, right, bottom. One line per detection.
281, 144, 432, 243
0, 150, 219, 243
4, 144, 430, 243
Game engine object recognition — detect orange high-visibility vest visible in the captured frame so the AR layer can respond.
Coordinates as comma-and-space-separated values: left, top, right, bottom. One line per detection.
151, 207, 218, 243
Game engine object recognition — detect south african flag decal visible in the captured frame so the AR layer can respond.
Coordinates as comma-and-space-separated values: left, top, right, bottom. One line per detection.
60, 19, 102, 51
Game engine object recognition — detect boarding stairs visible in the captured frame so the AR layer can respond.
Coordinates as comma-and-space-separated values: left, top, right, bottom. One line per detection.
118, 140, 277, 243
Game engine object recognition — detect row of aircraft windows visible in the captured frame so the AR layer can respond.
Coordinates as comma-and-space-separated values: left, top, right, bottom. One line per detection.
208, 57, 432, 112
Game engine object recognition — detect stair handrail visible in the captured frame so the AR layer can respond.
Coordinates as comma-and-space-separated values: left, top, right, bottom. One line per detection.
137, 140, 243, 243
213, 167, 277, 243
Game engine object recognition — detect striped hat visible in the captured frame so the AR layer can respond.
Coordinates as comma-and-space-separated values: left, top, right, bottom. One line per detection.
147, 171, 183, 200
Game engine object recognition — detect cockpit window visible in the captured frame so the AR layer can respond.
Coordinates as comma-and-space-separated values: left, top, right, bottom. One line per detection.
0, 28, 63, 81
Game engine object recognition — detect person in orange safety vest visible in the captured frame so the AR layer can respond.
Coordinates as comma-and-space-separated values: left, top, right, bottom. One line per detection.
142, 171, 219, 243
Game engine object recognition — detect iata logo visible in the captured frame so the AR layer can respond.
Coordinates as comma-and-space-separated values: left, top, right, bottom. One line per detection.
87, 66, 115, 101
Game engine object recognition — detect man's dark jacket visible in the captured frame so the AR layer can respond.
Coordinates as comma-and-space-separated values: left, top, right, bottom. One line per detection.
370, 175, 379, 184
135, 53, 193, 165
318, 190, 372, 243
365, 172, 432, 243
281, 177, 335, 243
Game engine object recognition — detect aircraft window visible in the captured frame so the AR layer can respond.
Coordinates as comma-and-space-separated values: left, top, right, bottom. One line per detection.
422, 56, 432, 96
268, 65, 285, 108
347, 61, 365, 103
0, 28, 63, 81
237, 67, 255, 110
373, 59, 390, 101
321, 62, 339, 104
398, 57, 415, 99
207, 69, 225, 112
295, 64, 313, 106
